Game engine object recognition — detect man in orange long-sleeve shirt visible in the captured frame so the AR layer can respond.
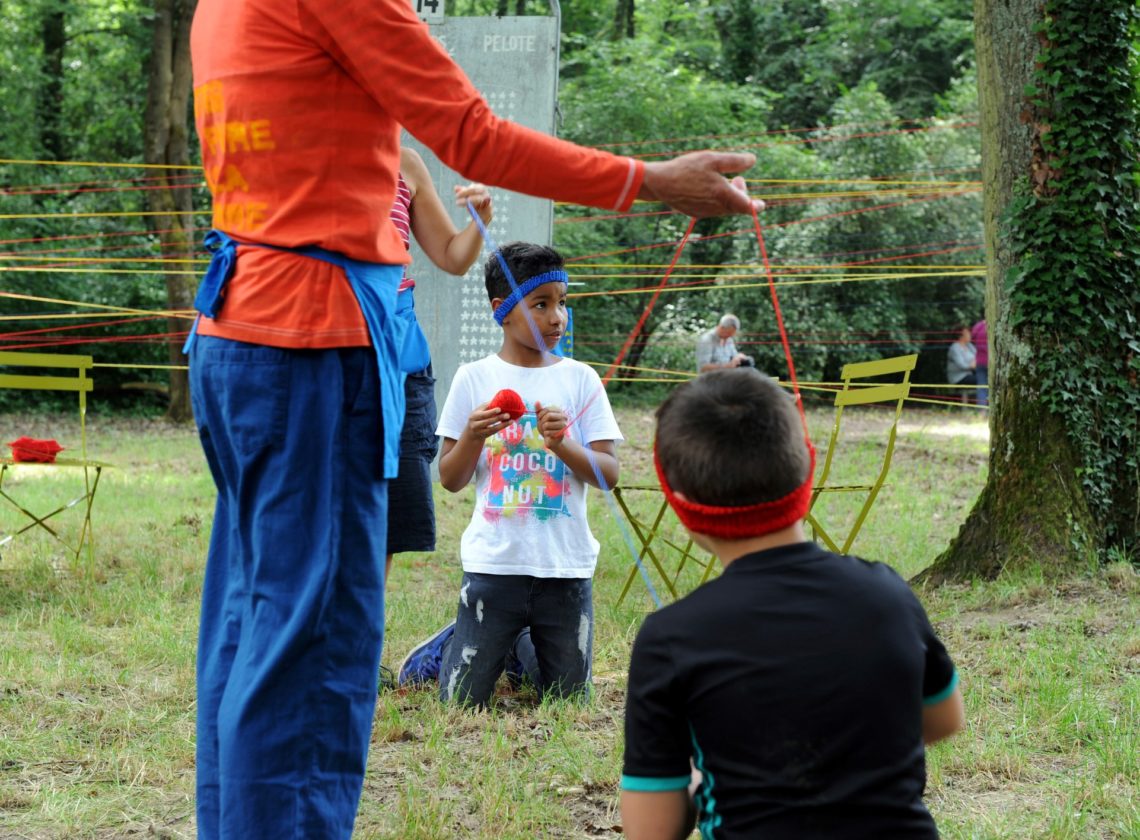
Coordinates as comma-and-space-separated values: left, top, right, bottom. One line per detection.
189, 2, 759, 836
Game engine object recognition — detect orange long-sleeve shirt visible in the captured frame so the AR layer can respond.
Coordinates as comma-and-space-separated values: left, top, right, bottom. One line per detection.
191, 0, 644, 348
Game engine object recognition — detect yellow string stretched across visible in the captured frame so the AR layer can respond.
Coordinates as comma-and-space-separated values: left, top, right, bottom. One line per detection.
1, 255, 209, 265
569, 269, 980, 281
569, 269, 982, 298
598, 376, 987, 407
745, 178, 982, 187
792, 383, 987, 408
603, 376, 691, 383
0, 266, 201, 277
741, 187, 980, 202
92, 362, 189, 371
581, 360, 986, 392
581, 360, 697, 379
0, 255, 973, 270
802, 381, 984, 390
0, 311, 173, 322
0, 264, 982, 285
572, 263, 984, 270
0, 291, 190, 319
2, 160, 979, 185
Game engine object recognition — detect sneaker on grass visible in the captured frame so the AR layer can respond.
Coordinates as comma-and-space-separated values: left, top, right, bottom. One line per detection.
397, 621, 455, 686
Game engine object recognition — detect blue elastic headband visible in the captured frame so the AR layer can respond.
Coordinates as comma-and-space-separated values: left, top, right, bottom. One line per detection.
492, 269, 569, 325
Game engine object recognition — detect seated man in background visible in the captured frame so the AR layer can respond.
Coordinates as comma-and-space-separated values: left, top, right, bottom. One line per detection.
696, 313, 750, 372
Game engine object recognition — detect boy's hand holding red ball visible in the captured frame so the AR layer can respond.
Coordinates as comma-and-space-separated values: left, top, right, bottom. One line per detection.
487, 389, 526, 421
466, 389, 526, 441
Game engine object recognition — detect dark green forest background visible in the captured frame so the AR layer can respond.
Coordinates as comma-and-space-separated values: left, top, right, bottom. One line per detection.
0, 0, 982, 410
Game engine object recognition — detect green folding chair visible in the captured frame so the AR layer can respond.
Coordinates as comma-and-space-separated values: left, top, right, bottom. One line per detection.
806, 354, 917, 554
0, 351, 108, 569
612, 486, 718, 607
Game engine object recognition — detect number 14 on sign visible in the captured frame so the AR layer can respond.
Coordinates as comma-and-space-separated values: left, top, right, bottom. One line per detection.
412, 0, 445, 22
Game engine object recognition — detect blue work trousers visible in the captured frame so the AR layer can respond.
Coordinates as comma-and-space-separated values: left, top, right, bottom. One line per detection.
191, 336, 387, 839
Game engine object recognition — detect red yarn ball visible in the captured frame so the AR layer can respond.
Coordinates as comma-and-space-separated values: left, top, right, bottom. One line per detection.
7, 436, 65, 463
488, 388, 526, 422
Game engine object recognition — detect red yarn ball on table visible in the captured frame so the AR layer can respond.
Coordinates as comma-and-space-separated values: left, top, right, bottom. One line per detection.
488, 388, 526, 422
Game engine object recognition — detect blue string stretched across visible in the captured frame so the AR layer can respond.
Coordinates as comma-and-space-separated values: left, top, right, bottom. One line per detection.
466, 203, 664, 608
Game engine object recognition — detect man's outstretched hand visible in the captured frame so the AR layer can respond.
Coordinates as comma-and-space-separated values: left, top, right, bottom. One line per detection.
638, 151, 764, 218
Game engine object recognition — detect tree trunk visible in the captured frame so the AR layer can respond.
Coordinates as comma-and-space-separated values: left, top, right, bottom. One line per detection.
920, 0, 1117, 582
613, 0, 634, 40
143, 0, 197, 423
619, 316, 655, 384
37, 5, 66, 161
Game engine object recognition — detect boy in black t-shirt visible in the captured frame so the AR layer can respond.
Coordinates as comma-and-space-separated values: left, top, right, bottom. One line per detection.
621, 370, 965, 840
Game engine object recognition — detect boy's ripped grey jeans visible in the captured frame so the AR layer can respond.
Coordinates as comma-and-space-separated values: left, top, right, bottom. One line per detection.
439, 572, 593, 707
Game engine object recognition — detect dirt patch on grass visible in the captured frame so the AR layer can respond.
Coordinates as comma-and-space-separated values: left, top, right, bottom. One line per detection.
952, 576, 1136, 633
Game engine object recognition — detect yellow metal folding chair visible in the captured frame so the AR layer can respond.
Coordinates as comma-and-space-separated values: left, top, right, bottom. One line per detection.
612, 485, 718, 607
0, 351, 107, 568
806, 354, 917, 554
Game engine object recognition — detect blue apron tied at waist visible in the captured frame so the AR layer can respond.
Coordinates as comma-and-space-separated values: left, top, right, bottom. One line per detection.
182, 229, 238, 355
395, 286, 432, 374
185, 229, 407, 478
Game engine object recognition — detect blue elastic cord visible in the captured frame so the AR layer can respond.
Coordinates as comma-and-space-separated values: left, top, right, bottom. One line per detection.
492, 270, 570, 324
466, 204, 664, 608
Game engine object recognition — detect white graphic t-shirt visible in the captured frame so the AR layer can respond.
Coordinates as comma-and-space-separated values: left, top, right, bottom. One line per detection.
436, 354, 623, 578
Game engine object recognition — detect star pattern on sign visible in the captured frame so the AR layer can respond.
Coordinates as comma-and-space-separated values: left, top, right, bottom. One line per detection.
458, 271, 500, 362
482, 89, 517, 123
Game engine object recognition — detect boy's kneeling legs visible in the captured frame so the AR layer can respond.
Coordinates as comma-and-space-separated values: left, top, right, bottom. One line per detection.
439, 572, 528, 706
528, 578, 593, 700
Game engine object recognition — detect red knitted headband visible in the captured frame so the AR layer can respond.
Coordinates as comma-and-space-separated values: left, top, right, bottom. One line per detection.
653, 440, 816, 539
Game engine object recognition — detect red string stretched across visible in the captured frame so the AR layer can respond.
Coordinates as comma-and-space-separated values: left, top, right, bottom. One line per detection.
0, 315, 165, 341
0, 227, 204, 249
598, 218, 697, 386
591, 115, 978, 151
566, 190, 978, 263
567, 206, 809, 446
560, 218, 696, 434
0, 172, 200, 195
0, 331, 184, 352
2, 178, 203, 199
752, 205, 809, 439
633, 122, 979, 160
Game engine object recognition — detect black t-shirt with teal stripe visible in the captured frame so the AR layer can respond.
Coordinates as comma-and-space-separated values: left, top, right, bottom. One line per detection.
621, 542, 957, 839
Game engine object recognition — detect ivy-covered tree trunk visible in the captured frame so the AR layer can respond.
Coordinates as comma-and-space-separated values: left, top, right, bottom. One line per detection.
144, 0, 197, 423
923, 0, 1139, 580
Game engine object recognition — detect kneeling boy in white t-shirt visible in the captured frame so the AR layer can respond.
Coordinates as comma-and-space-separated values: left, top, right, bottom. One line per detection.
398, 241, 622, 706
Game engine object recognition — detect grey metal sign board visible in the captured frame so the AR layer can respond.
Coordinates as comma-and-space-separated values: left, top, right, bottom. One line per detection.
401, 14, 559, 444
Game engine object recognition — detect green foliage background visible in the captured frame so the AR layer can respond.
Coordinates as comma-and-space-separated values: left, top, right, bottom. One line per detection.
551, 0, 981, 400
0, 0, 980, 410
0, 0, 206, 411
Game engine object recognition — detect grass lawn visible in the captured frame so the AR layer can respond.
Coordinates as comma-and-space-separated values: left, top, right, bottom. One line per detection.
0, 406, 1136, 839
